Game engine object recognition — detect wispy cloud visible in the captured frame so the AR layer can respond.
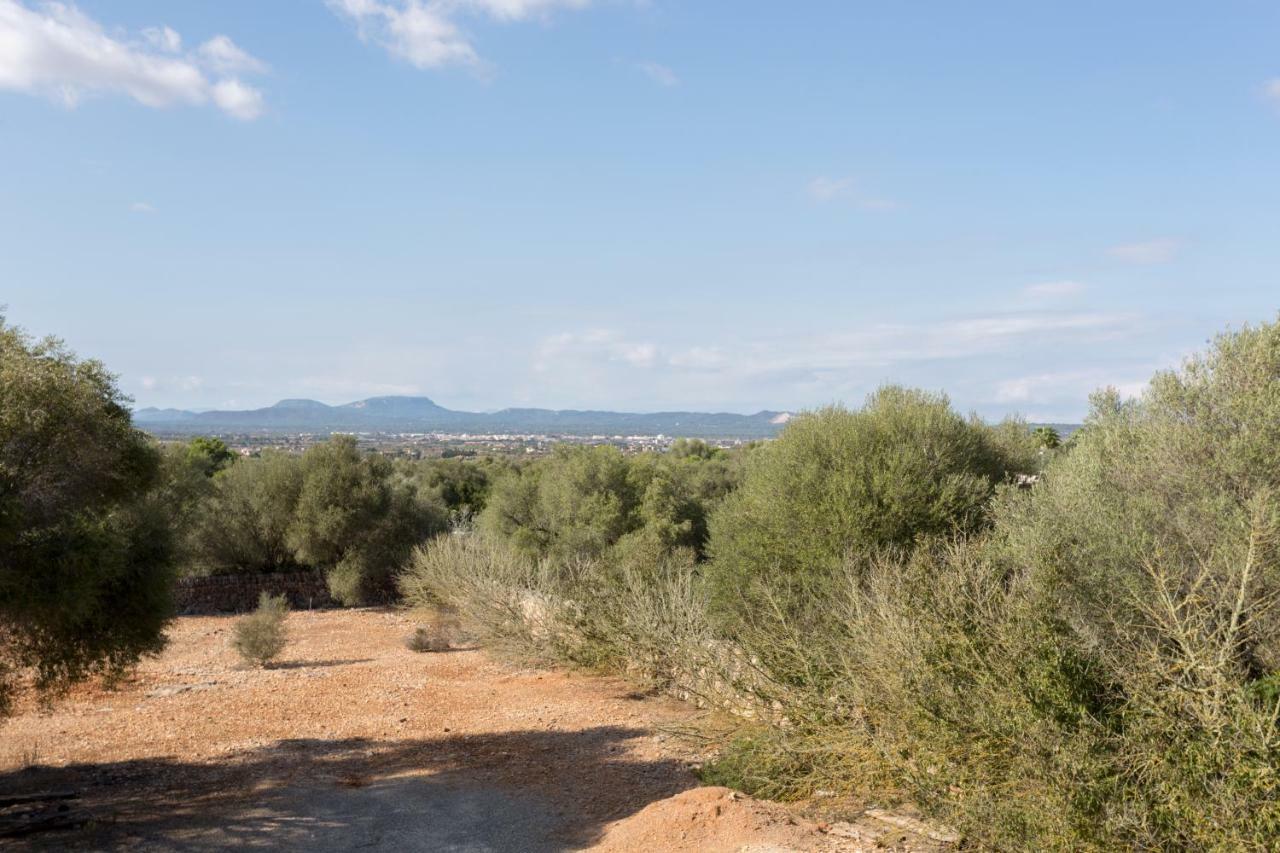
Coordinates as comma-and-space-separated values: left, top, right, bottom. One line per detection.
806, 175, 899, 210
329, 0, 594, 72
636, 60, 678, 87
1108, 238, 1179, 265
297, 377, 423, 397
0, 0, 268, 119
535, 311, 1136, 379
136, 374, 203, 394
993, 368, 1150, 411
198, 34, 269, 75
535, 329, 659, 372
129, 201, 156, 213
141, 25, 181, 53
1265, 78, 1280, 103
514, 312, 1146, 414
1023, 280, 1086, 299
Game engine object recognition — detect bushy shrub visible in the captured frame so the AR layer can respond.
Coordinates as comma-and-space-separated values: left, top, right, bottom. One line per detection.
405, 620, 458, 652
400, 535, 726, 694
400, 535, 568, 658
290, 436, 448, 605
623, 439, 743, 560
0, 316, 176, 713
186, 450, 304, 576
479, 445, 645, 561
398, 320, 1280, 850
704, 387, 1032, 628
232, 593, 289, 667
478, 441, 743, 567
401, 455, 507, 517
980, 320, 1280, 847
184, 437, 448, 604
723, 321, 1280, 849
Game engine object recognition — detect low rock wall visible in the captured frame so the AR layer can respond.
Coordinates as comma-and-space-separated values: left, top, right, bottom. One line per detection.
174, 571, 337, 614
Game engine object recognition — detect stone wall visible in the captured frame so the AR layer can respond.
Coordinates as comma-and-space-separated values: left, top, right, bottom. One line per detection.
173, 571, 337, 615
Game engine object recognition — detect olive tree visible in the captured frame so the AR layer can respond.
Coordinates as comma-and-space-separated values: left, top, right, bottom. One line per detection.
0, 317, 174, 712
705, 387, 1032, 625
289, 436, 447, 605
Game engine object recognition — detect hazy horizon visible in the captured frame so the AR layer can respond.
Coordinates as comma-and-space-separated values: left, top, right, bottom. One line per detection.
4, 1, 1279, 422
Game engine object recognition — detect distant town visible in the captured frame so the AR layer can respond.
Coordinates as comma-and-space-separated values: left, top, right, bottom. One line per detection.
144, 428, 759, 458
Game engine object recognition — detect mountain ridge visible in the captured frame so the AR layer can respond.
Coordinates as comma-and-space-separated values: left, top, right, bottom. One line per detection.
134, 395, 789, 438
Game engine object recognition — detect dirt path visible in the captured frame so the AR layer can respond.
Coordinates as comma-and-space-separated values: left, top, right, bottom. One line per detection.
0, 609, 933, 851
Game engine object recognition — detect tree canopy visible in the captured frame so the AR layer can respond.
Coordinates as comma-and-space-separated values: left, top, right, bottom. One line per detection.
0, 317, 175, 712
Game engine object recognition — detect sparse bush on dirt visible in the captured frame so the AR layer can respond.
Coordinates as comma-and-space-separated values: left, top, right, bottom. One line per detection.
406, 625, 450, 653
407, 607, 463, 648
232, 593, 290, 667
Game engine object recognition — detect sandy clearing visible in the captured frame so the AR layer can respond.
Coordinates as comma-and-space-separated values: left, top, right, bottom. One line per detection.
0, 608, 927, 851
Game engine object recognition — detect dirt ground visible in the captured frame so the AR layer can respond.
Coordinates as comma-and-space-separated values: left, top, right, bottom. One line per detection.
0, 609, 949, 851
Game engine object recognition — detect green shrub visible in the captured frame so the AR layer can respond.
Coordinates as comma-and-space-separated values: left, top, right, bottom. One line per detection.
232, 593, 290, 667
397, 323, 1280, 851
704, 387, 1032, 629
185, 450, 305, 576
0, 316, 176, 713
981, 320, 1280, 848
400, 535, 726, 694
479, 445, 645, 561
738, 320, 1280, 849
290, 436, 448, 605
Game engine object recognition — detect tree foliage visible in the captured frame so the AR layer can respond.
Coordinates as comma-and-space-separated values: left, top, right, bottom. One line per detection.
478, 442, 744, 565
186, 450, 304, 576
290, 435, 446, 605
704, 387, 1033, 624
184, 437, 447, 605
0, 317, 174, 711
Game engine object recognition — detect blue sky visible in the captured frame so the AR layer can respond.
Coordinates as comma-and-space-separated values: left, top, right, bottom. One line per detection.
2, 0, 1279, 420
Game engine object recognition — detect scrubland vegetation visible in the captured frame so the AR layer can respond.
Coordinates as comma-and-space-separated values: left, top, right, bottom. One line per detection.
232, 593, 290, 667
401, 322, 1280, 850
6, 311, 1280, 849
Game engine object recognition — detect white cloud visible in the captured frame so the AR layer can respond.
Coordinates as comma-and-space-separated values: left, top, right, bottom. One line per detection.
636, 60, 678, 87
198, 34, 268, 75
1023, 280, 1086, 299
807, 176, 852, 201
142, 25, 180, 53
806, 175, 899, 209
539, 313, 1135, 382
0, 0, 267, 119
760, 312, 1133, 371
134, 374, 202, 395
1108, 238, 1179, 265
1265, 78, 1280, 103
994, 369, 1149, 405
329, 0, 594, 71
211, 78, 264, 120
129, 201, 155, 213
329, 0, 478, 69
518, 311, 1147, 415
535, 329, 660, 372
468, 0, 592, 22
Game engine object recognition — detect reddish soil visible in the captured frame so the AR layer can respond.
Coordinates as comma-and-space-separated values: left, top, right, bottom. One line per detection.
0, 608, 944, 851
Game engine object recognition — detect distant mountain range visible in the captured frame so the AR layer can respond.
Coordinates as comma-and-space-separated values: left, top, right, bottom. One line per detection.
133, 396, 793, 439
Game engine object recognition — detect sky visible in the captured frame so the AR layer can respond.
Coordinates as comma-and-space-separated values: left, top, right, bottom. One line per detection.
2, 1, 1279, 421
